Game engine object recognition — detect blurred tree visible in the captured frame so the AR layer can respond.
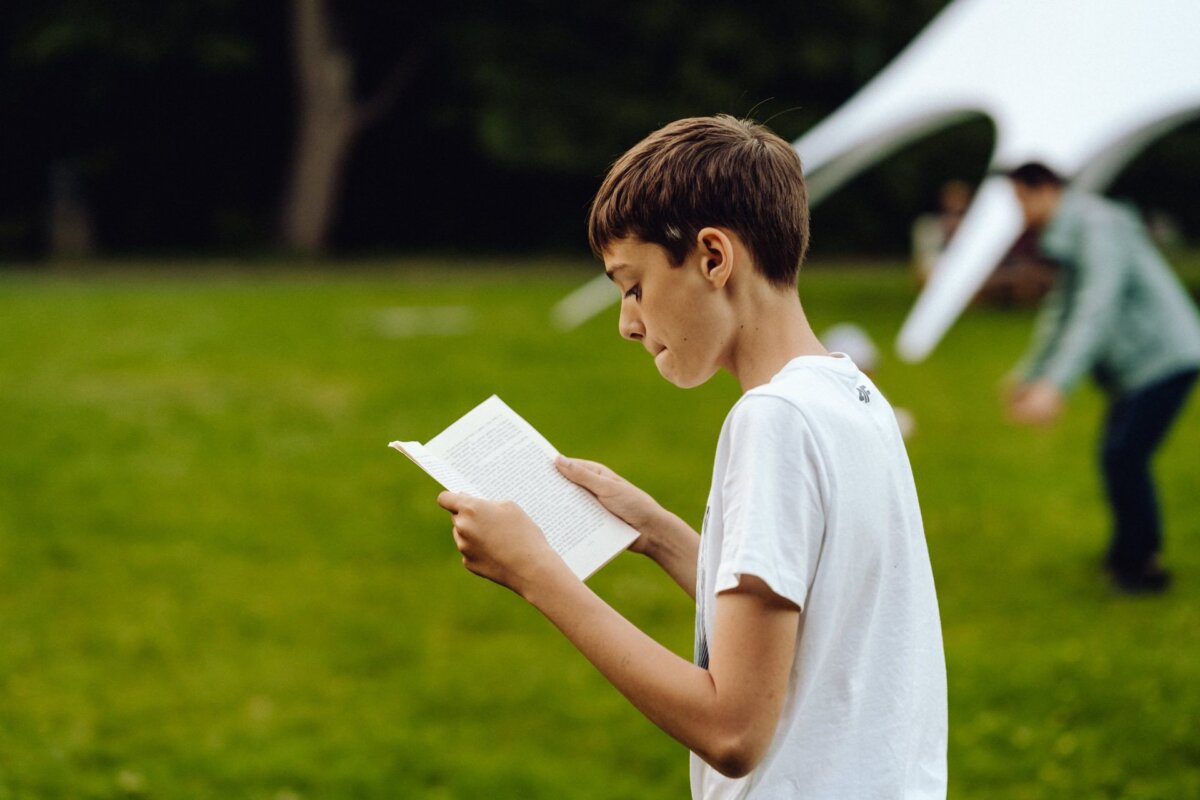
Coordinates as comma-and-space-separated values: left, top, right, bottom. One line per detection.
280, 0, 426, 254
0, 0, 283, 255
47, 159, 96, 259
2, 0, 1197, 258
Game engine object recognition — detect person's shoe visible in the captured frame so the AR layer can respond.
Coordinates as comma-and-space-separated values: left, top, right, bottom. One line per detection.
1110, 562, 1172, 595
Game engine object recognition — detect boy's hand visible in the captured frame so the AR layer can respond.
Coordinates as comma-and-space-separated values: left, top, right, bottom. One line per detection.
436, 492, 567, 596
555, 456, 665, 555
1005, 379, 1064, 426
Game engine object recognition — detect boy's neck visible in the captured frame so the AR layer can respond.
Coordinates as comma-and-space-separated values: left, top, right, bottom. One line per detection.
725, 286, 827, 393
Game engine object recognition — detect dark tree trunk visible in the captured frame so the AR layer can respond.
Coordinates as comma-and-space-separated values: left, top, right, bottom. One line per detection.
280, 0, 421, 255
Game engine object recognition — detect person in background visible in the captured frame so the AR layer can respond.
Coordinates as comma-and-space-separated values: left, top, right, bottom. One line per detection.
1002, 161, 1200, 594
912, 178, 1055, 305
911, 179, 972, 284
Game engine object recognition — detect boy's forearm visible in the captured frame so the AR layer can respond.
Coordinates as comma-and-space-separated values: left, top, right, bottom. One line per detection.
641, 509, 700, 600
520, 565, 740, 773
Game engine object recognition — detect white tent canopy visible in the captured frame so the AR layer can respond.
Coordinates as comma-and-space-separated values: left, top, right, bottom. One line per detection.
793, 0, 1200, 361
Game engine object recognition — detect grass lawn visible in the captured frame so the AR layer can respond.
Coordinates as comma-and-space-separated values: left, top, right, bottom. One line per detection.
1, 257, 1198, 799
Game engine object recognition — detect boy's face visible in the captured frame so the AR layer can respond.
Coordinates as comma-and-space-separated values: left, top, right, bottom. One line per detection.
1011, 181, 1060, 229
602, 235, 733, 389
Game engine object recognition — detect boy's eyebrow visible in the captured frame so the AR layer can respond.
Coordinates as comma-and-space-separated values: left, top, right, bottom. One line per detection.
604, 263, 628, 281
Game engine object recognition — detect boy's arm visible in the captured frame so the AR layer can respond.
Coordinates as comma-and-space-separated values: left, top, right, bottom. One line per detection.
530, 568, 797, 778
1032, 222, 1124, 391
637, 512, 700, 600
555, 456, 699, 598
437, 491, 797, 778
1012, 279, 1067, 384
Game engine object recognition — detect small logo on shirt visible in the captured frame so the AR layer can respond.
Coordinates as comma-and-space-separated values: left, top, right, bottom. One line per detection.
857, 385, 871, 403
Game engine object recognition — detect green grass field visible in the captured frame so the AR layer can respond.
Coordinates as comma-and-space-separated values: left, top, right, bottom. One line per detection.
2, 258, 1198, 799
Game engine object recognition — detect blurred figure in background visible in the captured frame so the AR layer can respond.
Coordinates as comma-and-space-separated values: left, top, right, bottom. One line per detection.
1002, 162, 1200, 594
911, 179, 973, 284
912, 178, 1055, 305
979, 226, 1057, 307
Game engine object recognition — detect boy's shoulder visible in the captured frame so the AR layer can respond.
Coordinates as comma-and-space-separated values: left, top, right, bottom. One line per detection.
746, 355, 865, 405
1049, 191, 1133, 240
727, 355, 871, 433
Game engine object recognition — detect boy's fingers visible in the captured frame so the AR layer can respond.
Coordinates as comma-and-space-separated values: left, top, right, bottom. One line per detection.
437, 491, 467, 512
578, 458, 612, 476
557, 455, 613, 478
556, 456, 606, 490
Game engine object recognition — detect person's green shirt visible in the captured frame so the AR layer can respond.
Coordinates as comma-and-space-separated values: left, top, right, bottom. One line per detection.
1019, 191, 1200, 394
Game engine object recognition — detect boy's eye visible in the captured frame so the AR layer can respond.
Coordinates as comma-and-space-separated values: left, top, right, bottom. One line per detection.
624, 284, 641, 301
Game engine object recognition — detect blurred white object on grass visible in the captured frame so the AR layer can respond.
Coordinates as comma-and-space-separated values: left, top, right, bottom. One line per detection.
374, 306, 474, 338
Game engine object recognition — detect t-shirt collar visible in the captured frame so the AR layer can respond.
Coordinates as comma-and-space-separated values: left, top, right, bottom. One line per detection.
770, 352, 860, 383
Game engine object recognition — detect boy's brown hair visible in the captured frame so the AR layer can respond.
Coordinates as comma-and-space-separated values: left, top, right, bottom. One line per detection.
588, 115, 810, 287
1003, 161, 1065, 188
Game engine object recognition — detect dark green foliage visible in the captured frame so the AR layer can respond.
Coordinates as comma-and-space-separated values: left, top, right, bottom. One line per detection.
2, 1, 1200, 256
4, 1, 1198, 257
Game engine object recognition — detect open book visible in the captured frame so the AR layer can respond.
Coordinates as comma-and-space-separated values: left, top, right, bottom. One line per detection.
390, 396, 638, 580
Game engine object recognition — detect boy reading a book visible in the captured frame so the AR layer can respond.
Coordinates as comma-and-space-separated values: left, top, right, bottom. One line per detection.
436, 115, 947, 798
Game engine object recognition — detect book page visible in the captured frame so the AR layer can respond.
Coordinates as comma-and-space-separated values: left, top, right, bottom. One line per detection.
387, 441, 479, 494
424, 396, 638, 579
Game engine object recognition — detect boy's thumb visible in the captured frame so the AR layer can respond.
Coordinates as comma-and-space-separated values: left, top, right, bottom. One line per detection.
556, 455, 588, 484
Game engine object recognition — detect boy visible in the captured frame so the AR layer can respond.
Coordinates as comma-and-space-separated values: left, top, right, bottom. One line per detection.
1002, 162, 1200, 593
437, 116, 947, 798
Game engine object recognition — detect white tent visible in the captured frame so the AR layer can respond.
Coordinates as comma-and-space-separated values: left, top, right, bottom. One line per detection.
793, 0, 1200, 361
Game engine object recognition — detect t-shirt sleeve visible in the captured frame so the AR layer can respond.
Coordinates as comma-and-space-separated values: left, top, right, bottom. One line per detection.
714, 394, 826, 611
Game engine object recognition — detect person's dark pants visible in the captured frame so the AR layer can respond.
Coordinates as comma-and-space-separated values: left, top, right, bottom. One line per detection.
1101, 368, 1199, 575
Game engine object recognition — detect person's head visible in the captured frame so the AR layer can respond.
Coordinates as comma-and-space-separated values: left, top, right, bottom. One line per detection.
938, 179, 972, 217
588, 115, 809, 286
587, 115, 810, 387
1004, 162, 1065, 228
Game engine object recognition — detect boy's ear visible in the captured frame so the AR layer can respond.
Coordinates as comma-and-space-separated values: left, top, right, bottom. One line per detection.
695, 227, 734, 288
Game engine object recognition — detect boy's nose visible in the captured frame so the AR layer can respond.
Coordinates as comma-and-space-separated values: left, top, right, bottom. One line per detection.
618, 303, 645, 341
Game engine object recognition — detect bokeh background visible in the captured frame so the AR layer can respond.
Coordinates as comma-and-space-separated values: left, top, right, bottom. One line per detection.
5, 0, 1200, 260
2, 2, 1198, 798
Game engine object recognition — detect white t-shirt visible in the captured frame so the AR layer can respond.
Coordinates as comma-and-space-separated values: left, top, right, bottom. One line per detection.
690, 354, 947, 800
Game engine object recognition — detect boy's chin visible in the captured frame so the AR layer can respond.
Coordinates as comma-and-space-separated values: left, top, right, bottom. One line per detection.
658, 363, 717, 389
